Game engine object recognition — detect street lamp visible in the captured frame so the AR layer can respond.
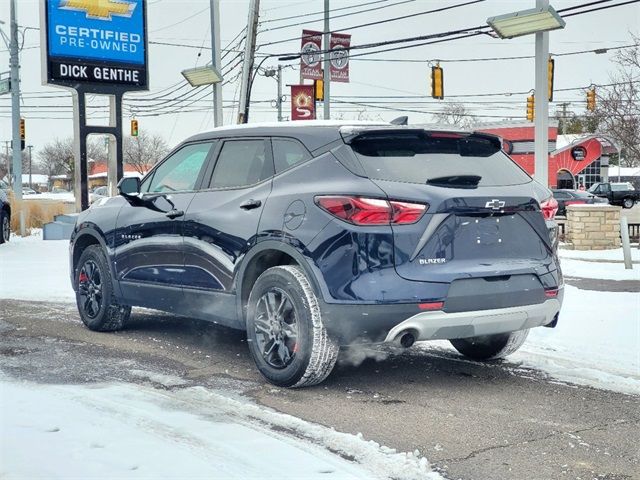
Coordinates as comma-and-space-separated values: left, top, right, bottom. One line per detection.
487, 6, 565, 39
181, 65, 223, 87
487, 2, 566, 188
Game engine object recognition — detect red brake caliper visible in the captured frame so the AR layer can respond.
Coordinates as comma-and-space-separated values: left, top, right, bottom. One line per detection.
79, 272, 88, 283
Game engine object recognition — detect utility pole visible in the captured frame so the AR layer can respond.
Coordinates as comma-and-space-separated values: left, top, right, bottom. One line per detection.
237, 0, 260, 124
323, 0, 330, 120
276, 65, 283, 121
558, 102, 569, 135
210, 0, 223, 127
27, 144, 32, 188
534, 0, 549, 186
10, 0, 23, 204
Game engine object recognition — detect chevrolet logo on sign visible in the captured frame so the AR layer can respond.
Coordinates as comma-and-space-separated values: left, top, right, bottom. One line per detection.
60, 0, 136, 20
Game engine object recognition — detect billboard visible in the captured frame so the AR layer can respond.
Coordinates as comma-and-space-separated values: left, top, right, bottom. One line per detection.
290, 85, 316, 121
300, 30, 323, 81
329, 33, 350, 83
42, 0, 148, 89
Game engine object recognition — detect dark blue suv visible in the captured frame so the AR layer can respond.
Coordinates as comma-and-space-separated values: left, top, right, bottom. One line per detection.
70, 122, 563, 387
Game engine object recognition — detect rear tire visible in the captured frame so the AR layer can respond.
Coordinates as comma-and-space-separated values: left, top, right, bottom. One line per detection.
623, 197, 635, 209
450, 329, 529, 361
246, 265, 339, 388
0, 209, 9, 244
75, 245, 131, 332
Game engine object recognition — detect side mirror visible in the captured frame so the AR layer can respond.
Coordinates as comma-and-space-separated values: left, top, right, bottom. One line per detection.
117, 177, 141, 196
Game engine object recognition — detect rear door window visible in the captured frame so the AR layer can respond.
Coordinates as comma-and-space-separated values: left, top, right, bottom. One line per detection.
349, 133, 531, 187
209, 140, 273, 189
272, 138, 311, 173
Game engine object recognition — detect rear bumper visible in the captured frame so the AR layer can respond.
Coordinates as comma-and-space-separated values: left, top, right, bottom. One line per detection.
383, 297, 561, 344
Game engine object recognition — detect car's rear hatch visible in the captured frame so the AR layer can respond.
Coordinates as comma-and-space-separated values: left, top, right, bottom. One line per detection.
341, 128, 558, 298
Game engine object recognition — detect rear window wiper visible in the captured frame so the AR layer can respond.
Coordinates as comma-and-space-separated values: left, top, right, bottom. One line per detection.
426, 175, 481, 189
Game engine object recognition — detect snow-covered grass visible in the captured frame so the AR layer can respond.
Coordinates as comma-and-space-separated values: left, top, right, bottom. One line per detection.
23, 192, 75, 203
559, 258, 639, 280
1, 378, 443, 480
559, 246, 640, 262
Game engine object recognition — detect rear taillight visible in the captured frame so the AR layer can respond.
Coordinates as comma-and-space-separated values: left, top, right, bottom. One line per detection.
540, 196, 558, 221
315, 196, 427, 225
544, 288, 559, 298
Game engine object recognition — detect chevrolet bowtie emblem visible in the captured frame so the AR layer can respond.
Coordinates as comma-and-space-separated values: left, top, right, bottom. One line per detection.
60, 0, 136, 20
485, 199, 506, 210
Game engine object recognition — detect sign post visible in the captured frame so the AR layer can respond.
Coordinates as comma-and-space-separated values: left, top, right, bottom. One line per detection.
40, 0, 149, 211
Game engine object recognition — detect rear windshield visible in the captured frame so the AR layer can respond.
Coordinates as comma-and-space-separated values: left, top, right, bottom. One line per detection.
349, 133, 531, 187
611, 183, 634, 191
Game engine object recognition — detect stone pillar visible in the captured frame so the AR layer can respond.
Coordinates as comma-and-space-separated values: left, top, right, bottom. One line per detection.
566, 204, 621, 250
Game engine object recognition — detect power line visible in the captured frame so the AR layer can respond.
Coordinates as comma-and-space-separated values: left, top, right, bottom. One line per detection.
261, 0, 394, 24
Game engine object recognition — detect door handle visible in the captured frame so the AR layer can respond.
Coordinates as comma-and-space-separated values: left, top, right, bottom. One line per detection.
240, 199, 262, 210
166, 209, 185, 219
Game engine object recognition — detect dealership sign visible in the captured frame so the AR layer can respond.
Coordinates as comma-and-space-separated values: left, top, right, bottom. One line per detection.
329, 33, 350, 83
290, 85, 316, 121
300, 30, 323, 81
42, 0, 148, 89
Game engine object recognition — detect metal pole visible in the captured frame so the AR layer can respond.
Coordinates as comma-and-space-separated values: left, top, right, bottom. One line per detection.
210, 0, 223, 127
620, 216, 633, 269
534, 0, 549, 187
237, 0, 260, 124
276, 65, 283, 122
9, 0, 22, 203
323, 0, 330, 120
27, 144, 32, 188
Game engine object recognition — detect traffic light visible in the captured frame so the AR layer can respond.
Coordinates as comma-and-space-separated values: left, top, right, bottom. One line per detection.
586, 87, 596, 111
526, 94, 535, 122
431, 63, 444, 99
547, 58, 555, 102
131, 119, 139, 137
20, 117, 25, 151
314, 79, 324, 102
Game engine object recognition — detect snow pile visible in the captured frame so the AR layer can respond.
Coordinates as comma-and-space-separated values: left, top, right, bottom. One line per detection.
558, 246, 640, 281
513, 285, 640, 395
0, 230, 74, 302
0, 379, 389, 480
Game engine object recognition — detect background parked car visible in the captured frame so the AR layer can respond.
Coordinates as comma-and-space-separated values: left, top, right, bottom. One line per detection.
22, 187, 39, 196
89, 186, 109, 204
0, 187, 10, 244
552, 189, 608, 216
588, 182, 639, 209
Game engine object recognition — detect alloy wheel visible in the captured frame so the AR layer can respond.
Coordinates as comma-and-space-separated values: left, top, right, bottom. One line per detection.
253, 288, 299, 369
78, 260, 103, 319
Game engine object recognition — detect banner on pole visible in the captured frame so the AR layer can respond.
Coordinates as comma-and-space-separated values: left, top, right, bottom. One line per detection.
290, 85, 316, 121
300, 30, 323, 80
330, 33, 350, 83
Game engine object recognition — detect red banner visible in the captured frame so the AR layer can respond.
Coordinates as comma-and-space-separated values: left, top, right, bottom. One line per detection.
290, 85, 316, 121
330, 33, 350, 83
300, 30, 323, 80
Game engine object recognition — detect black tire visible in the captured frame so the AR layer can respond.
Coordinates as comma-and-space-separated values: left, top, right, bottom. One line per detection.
622, 197, 635, 209
246, 265, 339, 388
450, 329, 529, 361
75, 245, 131, 332
0, 209, 9, 244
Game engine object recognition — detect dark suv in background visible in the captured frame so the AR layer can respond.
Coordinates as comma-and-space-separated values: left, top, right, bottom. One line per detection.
69, 122, 563, 388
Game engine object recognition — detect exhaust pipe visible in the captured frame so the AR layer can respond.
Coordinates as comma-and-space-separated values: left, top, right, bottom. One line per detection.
395, 331, 416, 349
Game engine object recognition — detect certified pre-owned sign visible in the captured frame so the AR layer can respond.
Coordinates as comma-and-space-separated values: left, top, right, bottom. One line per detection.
42, 0, 148, 89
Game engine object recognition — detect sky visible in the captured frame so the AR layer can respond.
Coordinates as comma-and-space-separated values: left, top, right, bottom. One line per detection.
0, 0, 639, 162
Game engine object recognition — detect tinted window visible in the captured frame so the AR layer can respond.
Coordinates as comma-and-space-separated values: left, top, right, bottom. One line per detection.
553, 191, 571, 200
612, 183, 634, 191
144, 142, 212, 193
210, 140, 273, 188
350, 134, 531, 187
272, 139, 311, 173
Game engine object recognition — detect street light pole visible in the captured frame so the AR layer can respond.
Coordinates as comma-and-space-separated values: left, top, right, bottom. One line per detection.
210, 0, 223, 127
27, 144, 33, 188
534, 0, 550, 187
9, 0, 22, 202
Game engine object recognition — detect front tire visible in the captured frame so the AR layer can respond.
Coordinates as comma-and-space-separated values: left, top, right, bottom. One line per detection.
246, 265, 339, 388
623, 197, 635, 209
0, 210, 9, 244
450, 329, 529, 361
75, 245, 131, 332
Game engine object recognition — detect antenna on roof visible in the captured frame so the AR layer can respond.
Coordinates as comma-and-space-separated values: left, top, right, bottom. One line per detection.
390, 116, 408, 126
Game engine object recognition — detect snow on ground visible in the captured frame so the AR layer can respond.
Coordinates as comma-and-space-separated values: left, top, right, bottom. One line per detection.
559, 246, 640, 262
559, 258, 640, 281
0, 378, 441, 480
23, 192, 75, 203
0, 230, 74, 302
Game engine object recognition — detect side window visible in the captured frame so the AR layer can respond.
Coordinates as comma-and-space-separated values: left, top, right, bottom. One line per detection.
143, 142, 213, 193
553, 191, 569, 200
210, 140, 273, 189
272, 139, 311, 173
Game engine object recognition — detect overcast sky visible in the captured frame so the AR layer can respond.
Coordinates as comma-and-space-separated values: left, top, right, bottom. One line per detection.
0, 0, 638, 160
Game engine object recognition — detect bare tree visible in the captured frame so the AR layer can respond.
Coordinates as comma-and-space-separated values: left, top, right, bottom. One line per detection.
124, 131, 169, 175
592, 36, 639, 167
431, 102, 475, 130
38, 137, 109, 179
